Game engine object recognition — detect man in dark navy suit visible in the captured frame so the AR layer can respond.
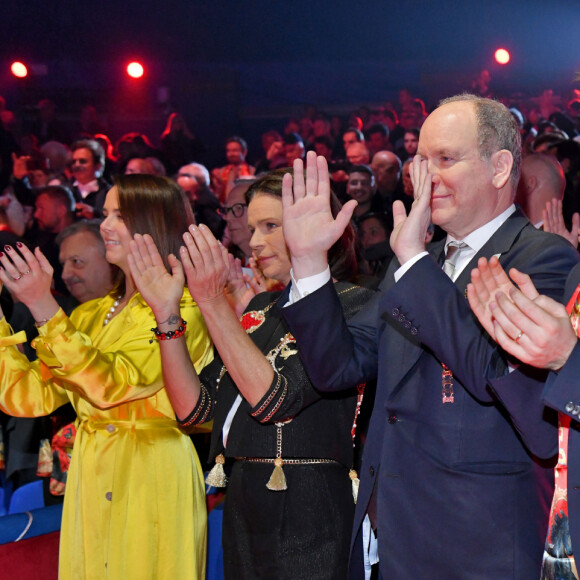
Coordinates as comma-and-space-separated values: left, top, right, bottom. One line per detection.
468, 257, 580, 578
280, 94, 580, 578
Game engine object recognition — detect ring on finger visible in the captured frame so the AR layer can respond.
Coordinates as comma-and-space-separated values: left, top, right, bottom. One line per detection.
12, 274, 22, 281
514, 330, 524, 343
22, 270, 31, 275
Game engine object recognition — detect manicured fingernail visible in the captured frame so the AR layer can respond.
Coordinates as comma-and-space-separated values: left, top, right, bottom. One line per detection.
0, 252, 4, 258
4, 245, 12, 252
183, 232, 192, 242
16, 242, 23, 248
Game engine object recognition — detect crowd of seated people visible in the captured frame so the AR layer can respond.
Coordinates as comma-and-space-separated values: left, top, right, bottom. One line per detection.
0, 86, 578, 322
0, 85, 579, 577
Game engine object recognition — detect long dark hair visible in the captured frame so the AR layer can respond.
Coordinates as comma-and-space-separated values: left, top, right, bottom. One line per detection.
246, 169, 358, 282
112, 174, 195, 293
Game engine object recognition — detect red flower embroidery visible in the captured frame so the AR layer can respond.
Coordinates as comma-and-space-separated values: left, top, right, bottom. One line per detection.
240, 310, 266, 333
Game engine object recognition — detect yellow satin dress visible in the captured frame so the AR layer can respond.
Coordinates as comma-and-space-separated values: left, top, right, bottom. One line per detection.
0, 290, 213, 580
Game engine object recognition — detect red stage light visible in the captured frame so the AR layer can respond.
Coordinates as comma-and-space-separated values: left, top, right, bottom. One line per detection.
494, 48, 510, 65
127, 62, 144, 79
10, 61, 28, 78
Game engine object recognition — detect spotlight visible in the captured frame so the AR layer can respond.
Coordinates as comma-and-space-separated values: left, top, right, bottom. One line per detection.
10, 61, 28, 78
127, 62, 144, 79
494, 48, 510, 65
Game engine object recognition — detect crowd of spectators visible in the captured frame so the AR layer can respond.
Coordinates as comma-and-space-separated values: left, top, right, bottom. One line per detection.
0, 81, 580, 575
2, 86, 578, 290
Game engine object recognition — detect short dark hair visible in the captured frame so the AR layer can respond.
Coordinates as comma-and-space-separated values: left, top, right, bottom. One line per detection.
357, 211, 389, 232
313, 135, 334, 150
367, 123, 389, 139
226, 136, 248, 153
550, 139, 580, 173
382, 109, 397, 123
346, 164, 374, 179
36, 185, 76, 213
343, 127, 364, 141
533, 133, 566, 152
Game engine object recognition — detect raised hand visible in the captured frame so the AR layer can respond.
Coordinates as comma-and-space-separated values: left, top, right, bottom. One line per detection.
543, 198, 579, 248
128, 234, 185, 320
75, 202, 96, 220
467, 256, 577, 370
282, 151, 357, 279
390, 155, 432, 265
180, 224, 230, 306
11, 153, 29, 181
0, 243, 58, 322
225, 255, 260, 317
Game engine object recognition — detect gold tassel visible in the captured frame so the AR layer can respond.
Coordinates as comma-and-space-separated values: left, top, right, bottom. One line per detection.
205, 453, 228, 487
349, 469, 359, 504
266, 457, 287, 491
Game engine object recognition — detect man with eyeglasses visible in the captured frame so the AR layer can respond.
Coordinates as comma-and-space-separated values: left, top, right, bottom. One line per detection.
219, 179, 254, 264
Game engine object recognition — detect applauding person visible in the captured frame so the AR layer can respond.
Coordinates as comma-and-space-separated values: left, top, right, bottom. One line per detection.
129, 169, 373, 579
468, 257, 580, 578
279, 95, 579, 578
0, 175, 212, 580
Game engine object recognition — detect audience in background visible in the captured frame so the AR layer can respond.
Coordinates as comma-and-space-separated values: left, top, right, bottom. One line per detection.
0, 80, 580, 579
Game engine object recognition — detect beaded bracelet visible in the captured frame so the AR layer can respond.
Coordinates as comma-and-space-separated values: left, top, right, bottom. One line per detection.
150, 319, 187, 342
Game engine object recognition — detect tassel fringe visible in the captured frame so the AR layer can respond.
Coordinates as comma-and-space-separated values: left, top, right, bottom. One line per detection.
266, 457, 287, 491
205, 453, 228, 487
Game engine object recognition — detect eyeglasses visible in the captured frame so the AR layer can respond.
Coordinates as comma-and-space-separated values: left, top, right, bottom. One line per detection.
218, 203, 247, 218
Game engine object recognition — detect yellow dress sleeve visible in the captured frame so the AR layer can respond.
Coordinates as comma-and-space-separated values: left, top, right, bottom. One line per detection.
32, 291, 213, 410
0, 317, 70, 417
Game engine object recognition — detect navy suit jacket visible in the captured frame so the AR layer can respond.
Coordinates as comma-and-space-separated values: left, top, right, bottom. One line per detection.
283, 209, 579, 578
541, 262, 580, 556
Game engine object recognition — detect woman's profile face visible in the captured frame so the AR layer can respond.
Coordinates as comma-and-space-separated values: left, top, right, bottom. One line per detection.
247, 193, 291, 285
100, 187, 133, 271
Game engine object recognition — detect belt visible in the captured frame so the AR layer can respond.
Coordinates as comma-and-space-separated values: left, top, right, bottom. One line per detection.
80, 418, 178, 434
235, 457, 338, 465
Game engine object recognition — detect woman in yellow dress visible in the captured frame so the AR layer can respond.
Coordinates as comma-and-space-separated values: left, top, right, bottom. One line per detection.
0, 175, 212, 579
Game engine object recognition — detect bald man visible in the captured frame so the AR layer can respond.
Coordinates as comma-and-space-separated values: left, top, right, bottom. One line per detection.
516, 153, 566, 227
370, 150, 412, 227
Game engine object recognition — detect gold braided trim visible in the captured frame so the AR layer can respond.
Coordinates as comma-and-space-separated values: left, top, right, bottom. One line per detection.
262, 375, 288, 423
337, 285, 359, 297
251, 371, 282, 417
180, 384, 210, 427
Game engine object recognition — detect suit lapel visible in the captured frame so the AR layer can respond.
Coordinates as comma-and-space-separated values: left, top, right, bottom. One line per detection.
379, 210, 530, 399
454, 209, 529, 291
